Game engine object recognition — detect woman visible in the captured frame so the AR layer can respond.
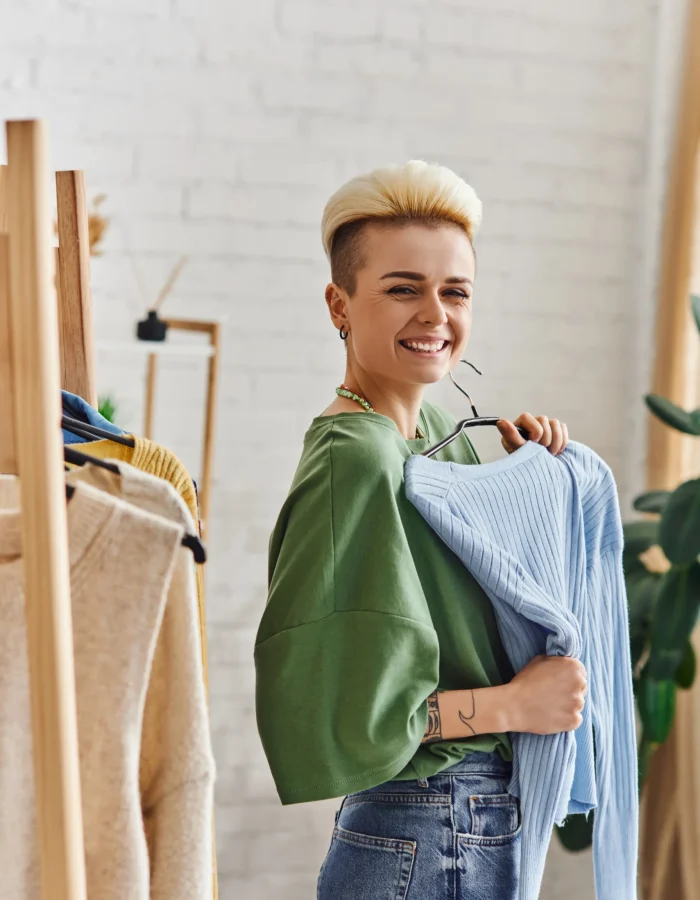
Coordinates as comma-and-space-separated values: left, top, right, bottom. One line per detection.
254, 161, 588, 900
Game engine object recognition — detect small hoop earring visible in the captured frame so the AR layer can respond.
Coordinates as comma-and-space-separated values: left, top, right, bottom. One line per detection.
339, 325, 349, 340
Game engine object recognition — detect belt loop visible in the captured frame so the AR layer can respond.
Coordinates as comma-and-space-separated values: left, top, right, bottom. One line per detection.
335, 794, 348, 824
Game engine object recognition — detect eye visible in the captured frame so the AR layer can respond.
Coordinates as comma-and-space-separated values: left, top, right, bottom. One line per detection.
388, 286, 418, 296
444, 289, 470, 300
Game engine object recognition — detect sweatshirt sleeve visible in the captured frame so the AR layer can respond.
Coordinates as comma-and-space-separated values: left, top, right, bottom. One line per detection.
255, 424, 440, 804
140, 544, 216, 899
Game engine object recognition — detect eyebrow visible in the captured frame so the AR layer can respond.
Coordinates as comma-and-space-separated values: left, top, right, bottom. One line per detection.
380, 270, 473, 285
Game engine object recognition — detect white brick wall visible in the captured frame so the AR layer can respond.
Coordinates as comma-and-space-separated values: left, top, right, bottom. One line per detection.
0, 0, 686, 896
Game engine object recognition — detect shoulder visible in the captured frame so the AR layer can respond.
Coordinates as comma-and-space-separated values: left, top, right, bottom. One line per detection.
75, 482, 184, 563
99, 460, 195, 531
559, 440, 614, 489
558, 441, 622, 549
302, 415, 408, 484
273, 416, 404, 536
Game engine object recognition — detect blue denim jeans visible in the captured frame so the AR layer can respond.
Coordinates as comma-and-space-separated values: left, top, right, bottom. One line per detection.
317, 751, 521, 900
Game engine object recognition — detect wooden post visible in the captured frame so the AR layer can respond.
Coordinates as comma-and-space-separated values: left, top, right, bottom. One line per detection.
144, 353, 158, 439
200, 323, 220, 542
0, 164, 8, 231
0, 234, 16, 474
6, 120, 87, 900
55, 171, 96, 406
161, 318, 220, 541
0, 166, 16, 474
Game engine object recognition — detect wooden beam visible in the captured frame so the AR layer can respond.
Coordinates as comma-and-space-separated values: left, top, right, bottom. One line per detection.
144, 353, 157, 439
0, 233, 16, 473
162, 318, 220, 541
163, 318, 216, 335
0, 166, 15, 472
6, 119, 87, 900
199, 322, 220, 542
646, 0, 700, 492
55, 171, 96, 406
0, 164, 8, 231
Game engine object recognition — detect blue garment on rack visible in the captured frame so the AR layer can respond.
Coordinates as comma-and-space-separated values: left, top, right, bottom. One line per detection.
404, 439, 637, 900
61, 390, 126, 444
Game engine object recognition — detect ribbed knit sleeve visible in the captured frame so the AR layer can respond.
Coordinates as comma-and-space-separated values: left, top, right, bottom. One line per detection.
586, 548, 638, 898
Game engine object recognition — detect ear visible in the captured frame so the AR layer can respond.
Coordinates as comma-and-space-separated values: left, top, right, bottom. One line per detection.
325, 282, 349, 332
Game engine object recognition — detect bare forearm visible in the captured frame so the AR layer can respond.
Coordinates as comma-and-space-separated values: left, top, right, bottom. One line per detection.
421, 686, 512, 744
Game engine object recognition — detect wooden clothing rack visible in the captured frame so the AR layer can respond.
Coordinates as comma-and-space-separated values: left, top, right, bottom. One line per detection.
1, 117, 217, 900
0, 120, 87, 898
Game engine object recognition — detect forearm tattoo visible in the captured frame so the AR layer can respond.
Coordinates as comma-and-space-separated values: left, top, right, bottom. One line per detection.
422, 690, 443, 743
458, 690, 477, 736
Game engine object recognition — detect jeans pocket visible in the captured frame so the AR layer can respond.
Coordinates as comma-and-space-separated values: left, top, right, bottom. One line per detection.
456, 794, 521, 900
317, 825, 416, 900
466, 792, 521, 842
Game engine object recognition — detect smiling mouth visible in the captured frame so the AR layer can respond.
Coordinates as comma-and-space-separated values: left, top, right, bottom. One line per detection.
399, 339, 449, 355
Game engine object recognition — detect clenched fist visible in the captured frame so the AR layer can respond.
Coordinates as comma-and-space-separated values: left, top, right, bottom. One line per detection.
506, 654, 588, 735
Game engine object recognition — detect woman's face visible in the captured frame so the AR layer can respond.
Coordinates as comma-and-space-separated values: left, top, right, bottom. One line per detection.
330, 222, 476, 388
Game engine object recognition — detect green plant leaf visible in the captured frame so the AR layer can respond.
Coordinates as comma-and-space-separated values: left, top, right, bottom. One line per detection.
555, 813, 594, 852
645, 394, 700, 435
637, 671, 677, 743
623, 520, 660, 558
692, 293, 700, 335
675, 640, 697, 689
659, 479, 700, 563
633, 491, 670, 514
638, 735, 655, 794
97, 394, 118, 424
626, 567, 662, 635
647, 563, 700, 679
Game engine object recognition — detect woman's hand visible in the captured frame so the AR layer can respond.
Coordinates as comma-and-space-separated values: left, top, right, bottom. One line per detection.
496, 413, 568, 455
506, 654, 588, 735
422, 653, 588, 743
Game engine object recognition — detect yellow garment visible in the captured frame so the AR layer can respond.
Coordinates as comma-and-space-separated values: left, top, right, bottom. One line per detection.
66, 436, 216, 900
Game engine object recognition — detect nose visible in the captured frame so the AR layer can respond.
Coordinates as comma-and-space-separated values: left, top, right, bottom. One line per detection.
417, 290, 448, 327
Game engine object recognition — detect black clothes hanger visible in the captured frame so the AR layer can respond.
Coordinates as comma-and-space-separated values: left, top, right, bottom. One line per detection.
422, 359, 529, 459
64, 446, 121, 473
62, 415, 135, 448
63, 446, 206, 563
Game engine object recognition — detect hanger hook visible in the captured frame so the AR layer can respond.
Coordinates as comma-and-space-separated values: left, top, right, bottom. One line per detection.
448, 358, 481, 418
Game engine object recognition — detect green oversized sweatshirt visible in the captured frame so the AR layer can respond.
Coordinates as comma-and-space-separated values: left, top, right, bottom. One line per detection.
254, 401, 515, 805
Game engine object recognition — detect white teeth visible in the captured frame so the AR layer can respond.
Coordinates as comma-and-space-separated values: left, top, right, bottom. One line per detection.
403, 340, 446, 353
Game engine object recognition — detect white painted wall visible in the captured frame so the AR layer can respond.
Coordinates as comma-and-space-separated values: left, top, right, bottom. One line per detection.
0, 0, 686, 896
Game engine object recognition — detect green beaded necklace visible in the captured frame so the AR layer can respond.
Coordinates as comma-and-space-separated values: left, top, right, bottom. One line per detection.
335, 384, 424, 439
335, 384, 374, 413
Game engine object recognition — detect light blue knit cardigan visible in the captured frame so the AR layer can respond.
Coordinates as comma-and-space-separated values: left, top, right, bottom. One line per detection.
404, 439, 638, 900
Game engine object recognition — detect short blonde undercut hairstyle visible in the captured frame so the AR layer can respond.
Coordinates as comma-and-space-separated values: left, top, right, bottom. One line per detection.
321, 160, 482, 294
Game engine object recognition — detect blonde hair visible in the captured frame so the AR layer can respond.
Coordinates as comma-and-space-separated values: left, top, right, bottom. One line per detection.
321, 160, 483, 262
